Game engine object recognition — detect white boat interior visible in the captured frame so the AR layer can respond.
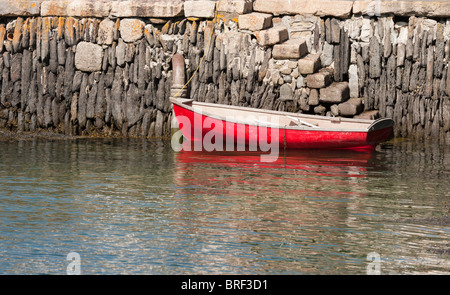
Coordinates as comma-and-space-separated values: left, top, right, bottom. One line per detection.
170, 98, 387, 132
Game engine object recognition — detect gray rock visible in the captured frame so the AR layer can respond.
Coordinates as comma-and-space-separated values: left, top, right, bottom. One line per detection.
17, 111, 24, 131
314, 105, 327, 115
49, 36, 58, 73
273, 39, 308, 60
397, 43, 406, 66
126, 83, 141, 127
338, 97, 363, 116
75, 42, 103, 72
369, 37, 381, 78
330, 18, 340, 44
12, 17, 23, 54
305, 69, 332, 89
21, 49, 32, 110
95, 74, 105, 115
296, 74, 305, 88
72, 71, 83, 92
319, 82, 350, 104
77, 73, 88, 127
434, 25, 445, 78
86, 80, 97, 119
184, 0, 217, 18
354, 110, 379, 120
44, 95, 52, 127
97, 19, 115, 45
119, 18, 144, 43
116, 38, 126, 67
111, 67, 124, 129
360, 18, 372, 43
10, 53, 21, 82
64, 48, 75, 97
425, 45, 434, 97
308, 89, 319, 106
348, 64, 359, 98
330, 104, 339, 116
283, 75, 292, 83
41, 18, 50, 63
155, 110, 164, 137
57, 40, 66, 66
64, 17, 76, 46
321, 42, 334, 67
279, 84, 293, 101
298, 53, 321, 75
255, 26, 289, 46
51, 98, 59, 126
238, 12, 273, 31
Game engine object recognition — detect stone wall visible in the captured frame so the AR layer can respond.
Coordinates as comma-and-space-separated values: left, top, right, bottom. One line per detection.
0, 0, 449, 143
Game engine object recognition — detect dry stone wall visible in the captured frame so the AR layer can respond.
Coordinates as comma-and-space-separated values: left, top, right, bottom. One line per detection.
0, 0, 449, 143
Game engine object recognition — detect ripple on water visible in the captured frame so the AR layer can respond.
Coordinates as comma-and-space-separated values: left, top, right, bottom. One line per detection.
0, 139, 449, 274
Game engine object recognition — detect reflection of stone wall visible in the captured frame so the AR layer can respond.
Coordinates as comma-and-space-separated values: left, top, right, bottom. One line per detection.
0, 0, 449, 143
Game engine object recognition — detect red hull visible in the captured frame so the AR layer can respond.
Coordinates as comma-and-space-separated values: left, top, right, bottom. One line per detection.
172, 100, 393, 152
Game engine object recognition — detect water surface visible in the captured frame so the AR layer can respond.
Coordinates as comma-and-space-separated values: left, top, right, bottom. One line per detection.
0, 138, 448, 274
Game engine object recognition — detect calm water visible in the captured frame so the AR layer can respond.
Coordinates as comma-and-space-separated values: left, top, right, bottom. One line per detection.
0, 138, 448, 275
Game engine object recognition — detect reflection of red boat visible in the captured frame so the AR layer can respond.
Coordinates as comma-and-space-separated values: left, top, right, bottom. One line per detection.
175, 149, 373, 171
174, 149, 373, 198
170, 98, 394, 152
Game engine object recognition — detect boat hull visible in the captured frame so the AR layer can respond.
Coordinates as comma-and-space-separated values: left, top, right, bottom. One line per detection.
172, 101, 393, 152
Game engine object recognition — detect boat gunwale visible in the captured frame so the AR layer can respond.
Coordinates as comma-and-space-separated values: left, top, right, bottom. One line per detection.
170, 97, 393, 133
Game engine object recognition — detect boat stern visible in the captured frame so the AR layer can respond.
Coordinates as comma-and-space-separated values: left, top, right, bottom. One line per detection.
366, 118, 394, 146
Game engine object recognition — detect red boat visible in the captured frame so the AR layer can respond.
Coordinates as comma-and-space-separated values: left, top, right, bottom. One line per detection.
170, 97, 394, 153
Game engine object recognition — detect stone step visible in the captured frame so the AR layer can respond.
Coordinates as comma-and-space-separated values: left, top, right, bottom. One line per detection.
319, 82, 350, 104
255, 26, 289, 46
218, 0, 253, 15
338, 97, 364, 117
184, 1, 217, 18
305, 68, 333, 89
354, 110, 380, 120
238, 12, 273, 31
298, 53, 321, 75
272, 38, 308, 60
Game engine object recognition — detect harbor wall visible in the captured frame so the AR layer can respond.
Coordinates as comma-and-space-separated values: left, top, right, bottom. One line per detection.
0, 0, 449, 143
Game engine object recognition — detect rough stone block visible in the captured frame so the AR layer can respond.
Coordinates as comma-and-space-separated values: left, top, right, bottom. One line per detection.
75, 42, 103, 72
348, 64, 359, 98
319, 82, 349, 104
97, 19, 115, 45
305, 69, 333, 88
329, 18, 340, 44
0, 0, 41, 16
218, 0, 253, 14
354, 110, 379, 120
41, 0, 111, 17
298, 53, 321, 74
315, 1, 354, 18
308, 89, 319, 106
321, 42, 334, 67
255, 26, 288, 46
0, 25, 5, 52
314, 105, 327, 115
353, 1, 450, 18
253, 0, 353, 18
272, 39, 308, 60
238, 12, 272, 31
279, 84, 293, 101
119, 18, 145, 43
184, 1, 216, 18
338, 97, 363, 116
110, 0, 184, 18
